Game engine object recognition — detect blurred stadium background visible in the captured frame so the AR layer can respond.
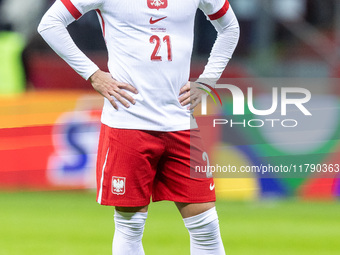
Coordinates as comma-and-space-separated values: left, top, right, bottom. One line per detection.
1, 0, 340, 254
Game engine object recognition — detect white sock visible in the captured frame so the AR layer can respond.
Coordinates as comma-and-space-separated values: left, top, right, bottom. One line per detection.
112, 210, 147, 255
183, 207, 226, 255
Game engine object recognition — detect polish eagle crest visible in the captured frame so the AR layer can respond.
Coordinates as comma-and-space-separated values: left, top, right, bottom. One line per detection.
112, 177, 126, 195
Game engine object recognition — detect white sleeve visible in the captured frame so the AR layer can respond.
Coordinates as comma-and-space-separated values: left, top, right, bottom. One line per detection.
37, 0, 101, 80
197, 3, 240, 86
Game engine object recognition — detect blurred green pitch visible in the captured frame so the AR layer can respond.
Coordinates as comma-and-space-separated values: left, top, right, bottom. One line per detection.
1, 191, 340, 255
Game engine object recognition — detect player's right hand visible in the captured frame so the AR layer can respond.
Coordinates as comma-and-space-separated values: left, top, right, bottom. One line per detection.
89, 69, 138, 110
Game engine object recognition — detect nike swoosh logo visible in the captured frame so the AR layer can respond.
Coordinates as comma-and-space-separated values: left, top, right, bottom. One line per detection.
210, 183, 215, 191
149, 16, 167, 24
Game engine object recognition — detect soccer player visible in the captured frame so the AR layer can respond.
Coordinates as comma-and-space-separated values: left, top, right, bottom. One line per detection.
38, 0, 239, 254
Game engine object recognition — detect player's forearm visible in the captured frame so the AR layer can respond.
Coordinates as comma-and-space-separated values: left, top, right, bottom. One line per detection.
37, 1, 99, 80
198, 6, 240, 85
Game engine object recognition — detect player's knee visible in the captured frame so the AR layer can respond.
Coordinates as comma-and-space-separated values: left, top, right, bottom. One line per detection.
114, 210, 148, 242
184, 207, 222, 243
183, 207, 225, 254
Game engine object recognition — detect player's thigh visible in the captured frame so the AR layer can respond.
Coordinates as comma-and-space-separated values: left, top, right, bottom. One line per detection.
175, 202, 215, 219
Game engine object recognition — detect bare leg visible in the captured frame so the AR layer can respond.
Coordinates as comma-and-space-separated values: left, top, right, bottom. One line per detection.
115, 205, 148, 213
175, 202, 215, 218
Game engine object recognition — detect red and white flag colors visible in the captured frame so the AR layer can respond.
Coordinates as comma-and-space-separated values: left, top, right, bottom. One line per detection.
147, 0, 168, 10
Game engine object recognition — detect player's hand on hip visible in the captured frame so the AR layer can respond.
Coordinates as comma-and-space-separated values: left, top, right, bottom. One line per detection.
89, 69, 138, 110
178, 82, 205, 110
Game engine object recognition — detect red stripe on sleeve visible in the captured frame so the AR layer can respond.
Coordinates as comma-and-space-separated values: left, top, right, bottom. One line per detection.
61, 0, 82, 20
208, 0, 230, 21
96, 9, 106, 38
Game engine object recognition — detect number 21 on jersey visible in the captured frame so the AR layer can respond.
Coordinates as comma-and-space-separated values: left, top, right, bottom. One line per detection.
149, 35, 172, 61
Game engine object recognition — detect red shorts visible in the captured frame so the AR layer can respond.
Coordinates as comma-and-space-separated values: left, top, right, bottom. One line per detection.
96, 124, 216, 207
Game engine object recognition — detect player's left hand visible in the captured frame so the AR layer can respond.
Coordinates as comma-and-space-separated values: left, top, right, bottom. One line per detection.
178, 82, 206, 110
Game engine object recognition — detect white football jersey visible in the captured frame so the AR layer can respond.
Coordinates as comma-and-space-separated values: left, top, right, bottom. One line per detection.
50, 0, 231, 131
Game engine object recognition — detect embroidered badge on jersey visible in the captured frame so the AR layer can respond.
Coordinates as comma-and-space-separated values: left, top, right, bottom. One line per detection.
147, 0, 168, 10
112, 177, 126, 195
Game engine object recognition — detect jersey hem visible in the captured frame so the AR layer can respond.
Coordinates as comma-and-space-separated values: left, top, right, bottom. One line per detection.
101, 120, 198, 132
97, 200, 151, 207
97, 198, 216, 207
